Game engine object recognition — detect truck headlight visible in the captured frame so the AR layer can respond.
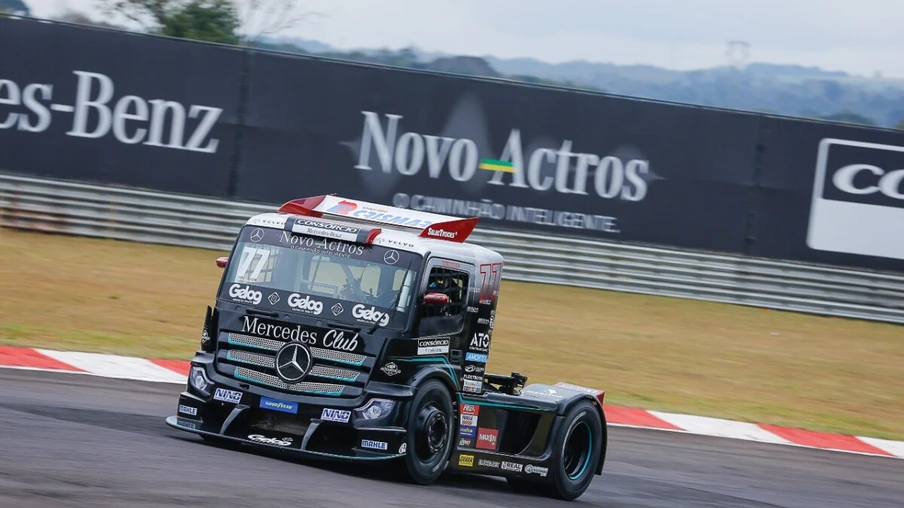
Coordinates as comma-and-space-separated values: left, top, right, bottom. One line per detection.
354, 398, 395, 420
189, 365, 213, 396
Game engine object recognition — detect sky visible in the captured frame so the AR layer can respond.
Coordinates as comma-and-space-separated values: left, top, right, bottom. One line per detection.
21, 0, 904, 79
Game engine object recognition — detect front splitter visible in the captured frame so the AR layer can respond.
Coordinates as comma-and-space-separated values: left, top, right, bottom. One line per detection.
165, 415, 406, 462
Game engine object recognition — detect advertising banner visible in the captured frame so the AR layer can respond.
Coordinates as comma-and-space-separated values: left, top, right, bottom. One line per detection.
752, 116, 904, 272
3, 18, 903, 273
0, 18, 244, 196
237, 53, 760, 253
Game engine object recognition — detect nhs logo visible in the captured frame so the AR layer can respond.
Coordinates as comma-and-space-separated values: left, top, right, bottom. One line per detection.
807, 138, 904, 260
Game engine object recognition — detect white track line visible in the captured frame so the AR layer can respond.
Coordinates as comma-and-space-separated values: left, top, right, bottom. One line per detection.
858, 437, 904, 458
35, 349, 187, 384
649, 411, 793, 445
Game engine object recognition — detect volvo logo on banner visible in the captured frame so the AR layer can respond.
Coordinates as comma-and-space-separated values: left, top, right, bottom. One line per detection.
807, 138, 904, 260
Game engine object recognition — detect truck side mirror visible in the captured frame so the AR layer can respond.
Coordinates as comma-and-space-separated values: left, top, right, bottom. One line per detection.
423, 292, 449, 306
216, 256, 229, 268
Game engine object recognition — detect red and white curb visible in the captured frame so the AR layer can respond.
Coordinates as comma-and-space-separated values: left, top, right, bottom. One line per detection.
2, 346, 901, 460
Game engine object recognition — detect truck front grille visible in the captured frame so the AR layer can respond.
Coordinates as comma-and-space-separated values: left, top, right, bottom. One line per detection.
215, 330, 373, 398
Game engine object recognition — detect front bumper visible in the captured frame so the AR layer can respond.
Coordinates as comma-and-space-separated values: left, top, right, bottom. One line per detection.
165, 412, 407, 461
167, 360, 411, 461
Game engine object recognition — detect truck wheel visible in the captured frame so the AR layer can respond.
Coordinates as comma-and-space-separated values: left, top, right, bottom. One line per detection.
397, 379, 454, 485
525, 400, 603, 501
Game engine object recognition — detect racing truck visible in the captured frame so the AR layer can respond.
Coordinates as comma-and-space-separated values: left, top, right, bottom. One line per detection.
165, 194, 608, 501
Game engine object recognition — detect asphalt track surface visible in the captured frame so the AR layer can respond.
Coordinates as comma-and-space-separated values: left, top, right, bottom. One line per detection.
1, 370, 901, 508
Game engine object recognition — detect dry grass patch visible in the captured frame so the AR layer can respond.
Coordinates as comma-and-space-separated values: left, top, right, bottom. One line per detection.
1, 228, 902, 440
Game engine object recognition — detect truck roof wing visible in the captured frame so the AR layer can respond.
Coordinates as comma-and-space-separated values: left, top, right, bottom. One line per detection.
278, 194, 480, 243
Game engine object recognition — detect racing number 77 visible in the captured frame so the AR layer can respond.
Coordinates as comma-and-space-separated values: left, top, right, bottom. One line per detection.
478, 262, 502, 303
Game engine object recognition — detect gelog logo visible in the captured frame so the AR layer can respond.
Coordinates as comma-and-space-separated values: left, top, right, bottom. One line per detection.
287, 293, 324, 315
807, 138, 904, 260
229, 284, 263, 305
351, 304, 390, 326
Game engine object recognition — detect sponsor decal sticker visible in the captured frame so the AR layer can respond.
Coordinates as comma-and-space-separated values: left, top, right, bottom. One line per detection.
381, 362, 401, 376
361, 439, 388, 451
458, 437, 473, 448
417, 338, 450, 355
476, 428, 499, 451
478, 459, 501, 468
459, 425, 476, 438
249, 228, 266, 242
470, 332, 490, 350
248, 434, 293, 447
246, 216, 288, 228
291, 218, 363, 243
287, 293, 324, 315
461, 404, 479, 416
501, 461, 523, 472
522, 387, 565, 400
178, 404, 197, 416
320, 408, 351, 423
228, 284, 262, 305
331, 302, 344, 316
177, 418, 200, 430
458, 454, 475, 467
460, 414, 478, 427
278, 231, 366, 258
352, 304, 390, 326
525, 464, 549, 477
213, 388, 242, 404
321, 329, 360, 352
399, 443, 407, 454
465, 352, 488, 363
260, 397, 299, 414
425, 227, 458, 240
462, 378, 482, 393
554, 382, 604, 396
241, 316, 317, 344
383, 250, 400, 265
267, 292, 280, 305
464, 364, 485, 375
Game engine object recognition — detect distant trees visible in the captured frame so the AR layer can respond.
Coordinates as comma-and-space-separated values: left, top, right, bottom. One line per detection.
99, 0, 239, 44
896, 118, 904, 130
817, 110, 878, 127
0, 0, 30, 15
98, 0, 313, 45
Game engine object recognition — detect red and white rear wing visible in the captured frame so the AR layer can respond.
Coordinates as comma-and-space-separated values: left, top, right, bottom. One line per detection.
278, 194, 480, 243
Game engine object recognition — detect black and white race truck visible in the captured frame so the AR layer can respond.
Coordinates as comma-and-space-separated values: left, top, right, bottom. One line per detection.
165, 194, 608, 501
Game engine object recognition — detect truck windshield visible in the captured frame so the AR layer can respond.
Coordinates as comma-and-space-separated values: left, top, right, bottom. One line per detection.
219, 225, 421, 329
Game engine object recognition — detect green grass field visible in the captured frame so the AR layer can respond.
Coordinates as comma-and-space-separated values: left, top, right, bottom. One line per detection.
1, 228, 902, 440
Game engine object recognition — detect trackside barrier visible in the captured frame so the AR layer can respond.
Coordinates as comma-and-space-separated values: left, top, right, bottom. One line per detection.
2, 173, 903, 325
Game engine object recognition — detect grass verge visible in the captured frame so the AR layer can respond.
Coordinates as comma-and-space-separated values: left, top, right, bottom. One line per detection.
1, 228, 902, 440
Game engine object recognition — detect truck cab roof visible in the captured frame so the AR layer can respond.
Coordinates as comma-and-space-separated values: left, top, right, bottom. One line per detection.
242, 194, 503, 265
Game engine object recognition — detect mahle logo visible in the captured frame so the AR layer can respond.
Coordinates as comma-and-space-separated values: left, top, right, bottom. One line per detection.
351, 110, 654, 201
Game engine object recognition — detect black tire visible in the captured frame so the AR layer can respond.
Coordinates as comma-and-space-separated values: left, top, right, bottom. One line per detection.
397, 379, 455, 485
517, 400, 603, 501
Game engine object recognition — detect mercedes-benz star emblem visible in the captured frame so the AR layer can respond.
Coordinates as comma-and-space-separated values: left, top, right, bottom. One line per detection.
383, 250, 400, 265
250, 228, 265, 243
274, 343, 312, 383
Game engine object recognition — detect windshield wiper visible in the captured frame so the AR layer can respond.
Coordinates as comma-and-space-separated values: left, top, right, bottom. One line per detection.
368, 257, 415, 335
